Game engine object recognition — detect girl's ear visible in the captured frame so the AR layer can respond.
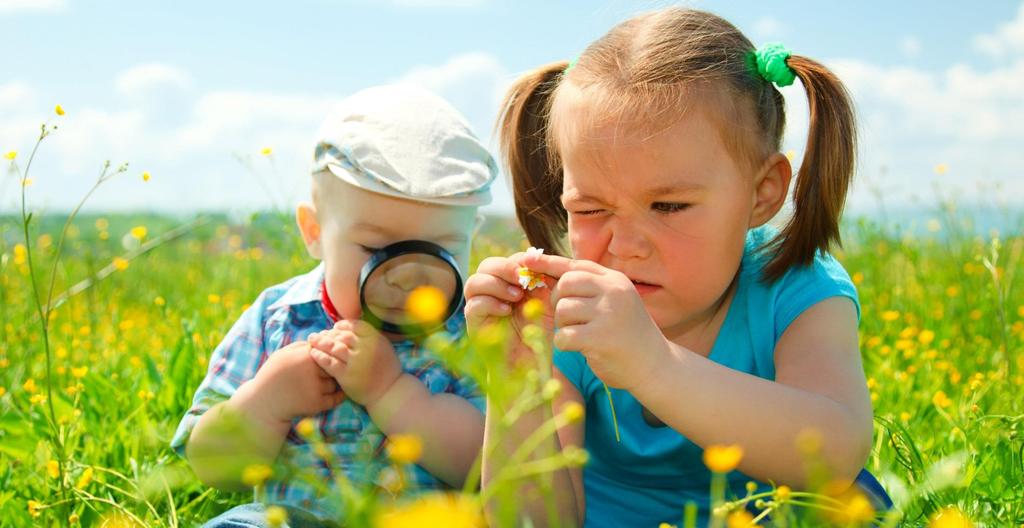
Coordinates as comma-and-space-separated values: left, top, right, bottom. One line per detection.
749, 152, 793, 228
296, 202, 323, 259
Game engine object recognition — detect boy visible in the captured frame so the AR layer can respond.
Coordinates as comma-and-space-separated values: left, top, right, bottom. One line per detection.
171, 84, 496, 526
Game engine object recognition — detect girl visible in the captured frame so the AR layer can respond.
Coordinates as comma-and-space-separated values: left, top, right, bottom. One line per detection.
465, 7, 881, 527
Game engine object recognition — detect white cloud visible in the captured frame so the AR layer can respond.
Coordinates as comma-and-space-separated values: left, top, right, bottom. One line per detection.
973, 2, 1024, 58
751, 16, 784, 39
0, 54, 516, 214
900, 36, 921, 58
0, 80, 33, 110
0, 0, 65, 14
115, 63, 193, 98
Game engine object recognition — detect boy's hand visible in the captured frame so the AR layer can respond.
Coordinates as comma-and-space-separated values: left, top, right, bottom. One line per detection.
234, 340, 347, 427
308, 320, 402, 407
464, 253, 556, 368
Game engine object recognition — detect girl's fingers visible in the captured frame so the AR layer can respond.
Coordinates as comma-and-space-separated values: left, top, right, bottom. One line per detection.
553, 324, 588, 353
465, 273, 524, 303
465, 296, 512, 327
553, 296, 594, 328
520, 252, 606, 279
550, 270, 602, 307
474, 255, 527, 285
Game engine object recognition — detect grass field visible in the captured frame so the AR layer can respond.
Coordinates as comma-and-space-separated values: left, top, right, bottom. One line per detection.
2, 151, 1023, 526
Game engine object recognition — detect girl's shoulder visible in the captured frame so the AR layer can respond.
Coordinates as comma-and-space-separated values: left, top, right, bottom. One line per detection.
740, 225, 860, 328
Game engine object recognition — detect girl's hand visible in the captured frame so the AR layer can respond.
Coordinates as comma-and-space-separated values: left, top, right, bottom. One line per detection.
464, 253, 555, 368
308, 320, 402, 407
521, 252, 671, 391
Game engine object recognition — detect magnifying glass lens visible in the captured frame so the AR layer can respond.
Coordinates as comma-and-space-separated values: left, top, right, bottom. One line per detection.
359, 241, 462, 335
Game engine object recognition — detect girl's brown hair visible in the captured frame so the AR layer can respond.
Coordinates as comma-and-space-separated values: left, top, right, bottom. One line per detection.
497, 7, 856, 282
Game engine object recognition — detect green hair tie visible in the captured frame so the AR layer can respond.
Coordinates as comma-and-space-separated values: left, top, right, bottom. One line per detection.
564, 55, 578, 74
754, 43, 796, 87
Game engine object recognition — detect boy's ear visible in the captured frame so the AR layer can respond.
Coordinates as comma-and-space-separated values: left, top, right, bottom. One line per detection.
296, 202, 323, 259
749, 152, 792, 228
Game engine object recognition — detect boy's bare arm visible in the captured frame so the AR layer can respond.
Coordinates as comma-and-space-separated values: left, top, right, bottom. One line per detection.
185, 383, 293, 491
364, 373, 485, 488
185, 341, 346, 491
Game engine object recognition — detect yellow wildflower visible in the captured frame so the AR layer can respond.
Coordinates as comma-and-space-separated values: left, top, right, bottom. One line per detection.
95, 218, 109, 230
71, 366, 88, 379
30, 394, 47, 405
387, 434, 424, 464
260, 147, 273, 156
130, 226, 147, 240
241, 464, 273, 487
296, 418, 316, 438
113, 257, 129, 271
405, 286, 447, 324
76, 467, 94, 489
522, 298, 546, 321
840, 493, 875, 523
154, 296, 166, 306
265, 505, 287, 527
919, 329, 935, 345
376, 493, 483, 528
726, 509, 755, 527
561, 401, 584, 423
929, 506, 972, 528
851, 271, 864, 285
47, 460, 59, 479
4, 151, 15, 161
660, 524, 677, 528
946, 285, 959, 297
900, 411, 911, 422
934, 163, 948, 175
28, 500, 43, 518
142, 171, 151, 182
703, 444, 744, 473
69, 512, 79, 523
933, 390, 953, 409
23, 378, 37, 393
775, 485, 791, 501
881, 310, 900, 322
208, 293, 221, 304
0, 387, 6, 398
55, 104, 65, 116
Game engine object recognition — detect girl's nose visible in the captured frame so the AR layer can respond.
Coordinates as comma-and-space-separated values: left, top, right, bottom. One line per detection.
606, 219, 652, 260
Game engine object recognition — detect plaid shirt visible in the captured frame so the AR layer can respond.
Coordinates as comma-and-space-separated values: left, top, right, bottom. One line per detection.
170, 264, 481, 519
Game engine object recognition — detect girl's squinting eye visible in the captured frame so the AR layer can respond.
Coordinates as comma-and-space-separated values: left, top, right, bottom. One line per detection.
652, 202, 690, 213
571, 209, 604, 216
358, 245, 381, 254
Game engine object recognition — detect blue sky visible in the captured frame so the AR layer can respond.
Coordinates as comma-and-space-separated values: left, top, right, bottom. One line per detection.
2, 0, 1023, 217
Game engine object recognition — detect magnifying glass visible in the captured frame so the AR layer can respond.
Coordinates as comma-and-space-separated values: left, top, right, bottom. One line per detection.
358, 240, 463, 336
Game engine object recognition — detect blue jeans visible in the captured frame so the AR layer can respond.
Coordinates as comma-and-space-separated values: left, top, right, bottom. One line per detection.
202, 503, 340, 528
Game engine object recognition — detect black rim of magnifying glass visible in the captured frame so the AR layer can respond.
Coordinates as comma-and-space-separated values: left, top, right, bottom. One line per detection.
358, 240, 464, 336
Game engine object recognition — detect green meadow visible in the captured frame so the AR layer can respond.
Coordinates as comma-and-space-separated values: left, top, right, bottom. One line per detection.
1, 147, 1022, 527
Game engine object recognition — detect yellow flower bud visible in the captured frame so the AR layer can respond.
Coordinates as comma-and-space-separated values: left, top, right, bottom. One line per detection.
387, 434, 423, 464
703, 444, 744, 473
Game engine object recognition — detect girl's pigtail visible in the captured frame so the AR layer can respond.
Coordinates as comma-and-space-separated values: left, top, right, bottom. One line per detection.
497, 61, 571, 256
764, 55, 857, 282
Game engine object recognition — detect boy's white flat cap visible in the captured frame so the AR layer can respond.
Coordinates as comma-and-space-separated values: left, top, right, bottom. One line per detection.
312, 84, 497, 206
